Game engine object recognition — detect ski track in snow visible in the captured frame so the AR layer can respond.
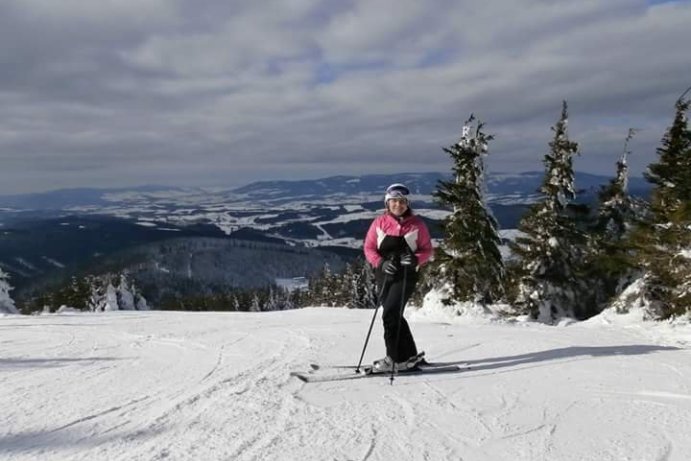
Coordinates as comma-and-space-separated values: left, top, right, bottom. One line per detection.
1, 309, 691, 461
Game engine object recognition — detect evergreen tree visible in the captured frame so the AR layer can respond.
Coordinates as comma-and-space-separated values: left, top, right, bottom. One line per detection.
509, 102, 587, 322
231, 293, 241, 312
265, 288, 277, 311
117, 273, 136, 310
63, 276, 88, 309
34, 275, 91, 311
0, 268, 18, 314
631, 90, 691, 318
249, 293, 263, 312
308, 263, 338, 306
432, 115, 505, 305
346, 257, 378, 309
288, 285, 308, 310
129, 276, 150, 311
585, 129, 644, 314
265, 287, 294, 311
103, 282, 120, 311
331, 262, 353, 307
86, 275, 105, 312
281, 289, 297, 310
135, 293, 150, 311
409, 264, 433, 307
597, 130, 639, 239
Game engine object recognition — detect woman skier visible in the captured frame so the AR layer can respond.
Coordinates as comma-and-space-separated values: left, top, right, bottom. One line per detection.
363, 183, 433, 372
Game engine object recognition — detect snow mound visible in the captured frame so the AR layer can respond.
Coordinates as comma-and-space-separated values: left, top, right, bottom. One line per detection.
410, 288, 512, 324
583, 278, 691, 347
605, 277, 657, 320
56, 305, 83, 314
584, 310, 691, 348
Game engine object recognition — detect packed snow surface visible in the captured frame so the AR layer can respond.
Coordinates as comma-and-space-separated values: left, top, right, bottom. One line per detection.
2, 308, 690, 461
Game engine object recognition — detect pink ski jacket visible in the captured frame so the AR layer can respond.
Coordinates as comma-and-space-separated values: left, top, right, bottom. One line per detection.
363, 212, 433, 268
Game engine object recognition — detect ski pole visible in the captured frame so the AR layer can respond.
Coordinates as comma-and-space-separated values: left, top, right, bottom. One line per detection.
355, 279, 388, 373
390, 265, 408, 384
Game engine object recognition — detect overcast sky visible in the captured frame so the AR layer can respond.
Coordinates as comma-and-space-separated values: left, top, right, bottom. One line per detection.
1, 0, 690, 194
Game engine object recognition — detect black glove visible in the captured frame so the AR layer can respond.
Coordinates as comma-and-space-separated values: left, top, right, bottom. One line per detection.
380, 259, 398, 276
400, 252, 418, 267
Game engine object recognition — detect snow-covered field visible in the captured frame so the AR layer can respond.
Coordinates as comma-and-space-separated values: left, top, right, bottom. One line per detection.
2, 308, 690, 461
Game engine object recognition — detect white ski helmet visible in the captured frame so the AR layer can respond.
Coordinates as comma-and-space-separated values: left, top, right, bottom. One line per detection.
384, 183, 410, 206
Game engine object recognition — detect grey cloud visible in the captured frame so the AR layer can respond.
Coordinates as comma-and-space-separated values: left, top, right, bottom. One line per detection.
0, 0, 690, 194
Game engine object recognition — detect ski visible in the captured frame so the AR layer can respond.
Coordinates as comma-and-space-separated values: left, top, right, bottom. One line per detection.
308, 351, 429, 372
291, 364, 464, 383
308, 360, 465, 372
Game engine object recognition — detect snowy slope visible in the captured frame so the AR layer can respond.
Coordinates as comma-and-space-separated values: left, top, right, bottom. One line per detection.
1, 308, 690, 461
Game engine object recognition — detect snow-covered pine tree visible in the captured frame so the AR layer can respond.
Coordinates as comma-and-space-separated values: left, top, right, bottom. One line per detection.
135, 293, 150, 311
117, 273, 136, 310
103, 282, 120, 311
265, 287, 290, 311
127, 277, 149, 311
585, 129, 644, 314
231, 293, 241, 312
346, 257, 377, 309
431, 115, 505, 305
307, 263, 338, 307
631, 90, 691, 318
0, 267, 18, 314
280, 289, 297, 310
264, 288, 276, 311
289, 284, 309, 309
86, 275, 106, 312
331, 262, 352, 307
596, 130, 640, 240
509, 101, 587, 322
249, 293, 262, 312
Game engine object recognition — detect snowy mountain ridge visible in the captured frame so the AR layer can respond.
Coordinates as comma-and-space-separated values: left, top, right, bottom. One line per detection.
0, 171, 651, 211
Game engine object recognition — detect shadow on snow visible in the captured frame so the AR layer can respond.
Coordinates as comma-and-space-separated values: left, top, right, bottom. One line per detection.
0, 356, 124, 370
431, 345, 681, 373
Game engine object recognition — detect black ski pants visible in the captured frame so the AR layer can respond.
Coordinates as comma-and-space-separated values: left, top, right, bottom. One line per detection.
378, 267, 418, 362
